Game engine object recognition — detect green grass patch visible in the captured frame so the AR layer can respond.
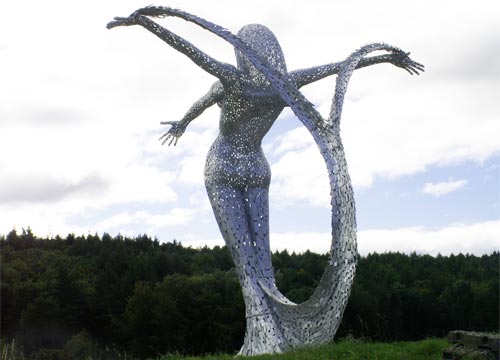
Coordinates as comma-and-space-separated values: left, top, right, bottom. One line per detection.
152, 338, 448, 360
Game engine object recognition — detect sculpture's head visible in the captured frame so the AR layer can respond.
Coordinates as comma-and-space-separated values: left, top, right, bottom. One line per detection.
236, 24, 287, 85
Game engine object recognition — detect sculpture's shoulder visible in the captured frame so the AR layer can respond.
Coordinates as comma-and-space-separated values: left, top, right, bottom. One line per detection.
208, 80, 226, 107
211, 80, 224, 93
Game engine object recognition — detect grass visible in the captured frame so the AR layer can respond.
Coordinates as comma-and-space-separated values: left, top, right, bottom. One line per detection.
0, 339, 26, 360
153, 338, 448, 360
0, 337, 448, 359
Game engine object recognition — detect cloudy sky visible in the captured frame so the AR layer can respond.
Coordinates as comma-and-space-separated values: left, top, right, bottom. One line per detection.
1, 0, 499, 255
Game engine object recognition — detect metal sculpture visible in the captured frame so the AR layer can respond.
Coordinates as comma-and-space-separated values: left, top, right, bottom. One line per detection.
107, 7, 423, 356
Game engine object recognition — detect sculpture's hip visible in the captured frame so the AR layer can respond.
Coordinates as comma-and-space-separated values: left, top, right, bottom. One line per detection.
204, 135, 271, 189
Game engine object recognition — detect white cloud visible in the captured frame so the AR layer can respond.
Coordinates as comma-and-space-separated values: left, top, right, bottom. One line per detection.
0, 204, 199, 241
95, 212, 138, 231
342, 80, 498, 183
270, 220, 500, 256
265, 73, 499, 206
270, 127, 314, 155
270, 145, 331, 208
180, 220, 500, 256
260, 3, 500, 204
180, 236, 225, 249
177, 154, 208, 186
146, 208, 197, 228
422, 179, 468, 197
270, 232, 331, 254
358, 220, 500, 256
94, 207, 197, 237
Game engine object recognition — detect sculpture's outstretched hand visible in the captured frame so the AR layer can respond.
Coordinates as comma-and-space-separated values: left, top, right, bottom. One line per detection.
107, 16, 137, 29
106, 7, 164, 29
106, 6, 173, 29
391, 52, 425, 75
159, 121, 187, 146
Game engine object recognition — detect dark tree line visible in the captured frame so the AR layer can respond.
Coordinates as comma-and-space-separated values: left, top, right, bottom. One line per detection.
1, 229, 498, 358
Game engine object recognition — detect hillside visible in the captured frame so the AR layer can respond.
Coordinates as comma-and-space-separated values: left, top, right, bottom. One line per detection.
1, 229, 498, 358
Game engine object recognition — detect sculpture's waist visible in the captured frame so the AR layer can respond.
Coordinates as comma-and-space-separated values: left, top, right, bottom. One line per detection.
204, 137, 271, 188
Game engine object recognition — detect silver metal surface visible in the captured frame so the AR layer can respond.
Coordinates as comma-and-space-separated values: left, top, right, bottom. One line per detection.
108, 7, 423, 356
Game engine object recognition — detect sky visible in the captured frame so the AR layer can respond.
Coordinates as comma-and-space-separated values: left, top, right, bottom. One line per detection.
1, 0, 499, 256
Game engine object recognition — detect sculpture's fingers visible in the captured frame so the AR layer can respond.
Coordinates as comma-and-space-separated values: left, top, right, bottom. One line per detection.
106, 20, 123, 29
161, 121, 177, 125
161, 133, 172, 145
414, 63, 425, 72
106, 17, 135, 29
407, 66, 419, 75
411, 66, 423, 75
168, 136, 176, 146
409, 60, 424, 71
410, 61, 425, 74
173, 137, 179, 146
403, 67, 413, 75
134, 6, 172, 18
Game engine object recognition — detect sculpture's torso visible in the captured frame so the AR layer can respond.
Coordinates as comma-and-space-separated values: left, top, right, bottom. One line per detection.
205, 79, 285, 188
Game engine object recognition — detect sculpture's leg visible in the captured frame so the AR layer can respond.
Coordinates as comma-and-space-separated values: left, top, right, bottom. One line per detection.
243, 187, 272, 280
243, 187, 288, 301
205, 184, 289, 355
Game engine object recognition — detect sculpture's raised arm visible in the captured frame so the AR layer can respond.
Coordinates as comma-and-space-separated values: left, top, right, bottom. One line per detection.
291, 50, 424, 88
107, 12, 238, 84
159, 81, 224, 146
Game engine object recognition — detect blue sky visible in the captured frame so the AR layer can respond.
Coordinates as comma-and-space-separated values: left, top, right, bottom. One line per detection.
1, 0, 499, 255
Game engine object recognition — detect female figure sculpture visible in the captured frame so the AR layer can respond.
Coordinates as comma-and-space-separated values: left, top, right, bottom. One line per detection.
108, 7, 423, 356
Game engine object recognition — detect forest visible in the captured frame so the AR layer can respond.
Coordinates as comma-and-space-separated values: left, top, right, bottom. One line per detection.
0, 229, 498, 358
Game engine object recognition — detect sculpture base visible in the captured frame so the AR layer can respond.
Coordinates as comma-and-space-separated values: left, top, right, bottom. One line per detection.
238, 313, 290, 356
